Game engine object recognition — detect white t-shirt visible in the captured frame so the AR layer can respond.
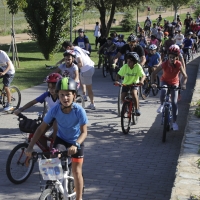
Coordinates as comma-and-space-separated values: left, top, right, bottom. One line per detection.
0, 50, 15, 74
94, 25, 101, 37
74, 46, 94, 72
174, 34, 184, 45
58, 63, 79, 82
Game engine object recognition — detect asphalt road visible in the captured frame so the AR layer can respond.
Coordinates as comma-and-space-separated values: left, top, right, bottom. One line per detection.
0, 55, 199, 200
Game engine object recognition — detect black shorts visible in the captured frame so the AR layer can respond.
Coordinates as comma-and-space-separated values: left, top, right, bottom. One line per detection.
122, 85, 139, 93
53, 136, 84, 159
0, 68, 14, 87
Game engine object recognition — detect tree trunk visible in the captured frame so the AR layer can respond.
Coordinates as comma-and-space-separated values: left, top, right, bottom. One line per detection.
99, 7, 107, 37
173, 5, 178, 22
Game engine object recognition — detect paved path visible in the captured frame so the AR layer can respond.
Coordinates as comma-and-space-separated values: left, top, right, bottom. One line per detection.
0, 8, 191, 45
0, 54, 199, 199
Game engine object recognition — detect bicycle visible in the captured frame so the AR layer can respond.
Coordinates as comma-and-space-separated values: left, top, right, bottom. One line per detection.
183, 47, 193, 64
139, 66, 160, 100
0, 84, 21, 113
156, 85, 181, 143
6, 113, 54, 184
118, 83, 141, 134
32, 149, 77, 200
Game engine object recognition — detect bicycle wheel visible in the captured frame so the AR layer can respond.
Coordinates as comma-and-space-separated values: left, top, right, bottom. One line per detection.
110, 66, 117, 81
162, 107, 169, 143
139, 78, 150, 100
121, 102, 131, 134
102, 59, 108, 77
3, 85, 21, 112
39, 188, 57, 200
6, 143, 34, 184
132, 108, 139, 125
152, 75, 160, 96
68, 163, 76, 199
117, 86, 122, 117
76, 95, 85, 108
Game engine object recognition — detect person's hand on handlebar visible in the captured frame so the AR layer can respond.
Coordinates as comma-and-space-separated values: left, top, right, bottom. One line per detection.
138, 81, 144, 86
68, 145, 77, 156
25, 146, 34, 158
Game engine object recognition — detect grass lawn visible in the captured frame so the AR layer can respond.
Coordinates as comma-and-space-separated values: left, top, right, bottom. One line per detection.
0, 12, 192, 91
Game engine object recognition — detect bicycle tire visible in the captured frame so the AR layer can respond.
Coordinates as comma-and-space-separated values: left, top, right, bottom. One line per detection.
162, 107, 169, 143
121, 102, 131, 134
39, 188, 56, 200
132, 108, 139, 125
76, 95, 85, 108
117, 86, 122, 117
102, 59, 108, 77
110, 67, 117, 81
6, 143, 34, 184
3, 85, 21, 113
152, 75, 160, 96
139, 78, 150, 100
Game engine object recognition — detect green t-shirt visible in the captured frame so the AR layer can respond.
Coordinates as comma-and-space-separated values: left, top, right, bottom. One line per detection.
118, 63, 145, 85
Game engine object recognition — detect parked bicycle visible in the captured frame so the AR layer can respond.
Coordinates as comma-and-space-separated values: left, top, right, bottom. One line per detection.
32, 149, 76, 200
139, 66, 160, 100
6, 113, 54, 184
118, 83, 141, 134
0, 84, 21, 113
156, 85, 181, 143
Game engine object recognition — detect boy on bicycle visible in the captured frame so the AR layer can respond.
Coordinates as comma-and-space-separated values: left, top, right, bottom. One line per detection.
0, 50, 15, 111
26, 77, 88, 200
115, 52, 146, 116
151, 45, 187, 130
14, 73, 62, 146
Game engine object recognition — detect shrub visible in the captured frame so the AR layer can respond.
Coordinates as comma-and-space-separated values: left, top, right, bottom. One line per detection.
120, 11, 136, 32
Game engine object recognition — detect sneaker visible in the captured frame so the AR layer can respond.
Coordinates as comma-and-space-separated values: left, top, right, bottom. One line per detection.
4, 103, 13, 112
172, 122, 179, 131
135, 109, 141, 116
157, 105, 164, 113
83, 95, 88, 102
86, 104, 96, 110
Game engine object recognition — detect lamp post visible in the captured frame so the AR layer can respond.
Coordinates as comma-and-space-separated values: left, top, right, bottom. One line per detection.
70, 0, 73, 42
136, 7, 139, 35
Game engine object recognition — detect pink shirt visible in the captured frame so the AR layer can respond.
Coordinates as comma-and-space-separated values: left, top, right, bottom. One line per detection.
161, 60, 181, 85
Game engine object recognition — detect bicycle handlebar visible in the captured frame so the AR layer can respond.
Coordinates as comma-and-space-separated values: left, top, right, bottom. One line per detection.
114, 82, 142, 87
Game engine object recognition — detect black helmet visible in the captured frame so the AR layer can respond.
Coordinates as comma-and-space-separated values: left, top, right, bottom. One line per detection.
127, 35, 137, 42
56, 77, 77, 93
126, 52, 140, 62
78, 28, 84, 33
63, 50, 76, 58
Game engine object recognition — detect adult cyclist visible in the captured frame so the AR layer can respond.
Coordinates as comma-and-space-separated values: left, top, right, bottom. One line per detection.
26, 77, 88, 200
113, 35, 146, 67
144, 16, 152, 36
151, 45, 187, 131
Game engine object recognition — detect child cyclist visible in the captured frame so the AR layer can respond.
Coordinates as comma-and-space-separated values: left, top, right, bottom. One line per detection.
14, 73, 62, 146
26, 77, 88, 200
115, 52, 146, 116
146, 44, 162, 74
151, 45, 187, 131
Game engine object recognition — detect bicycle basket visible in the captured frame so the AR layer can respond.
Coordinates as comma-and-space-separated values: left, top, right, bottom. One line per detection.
19, 116, 42, 133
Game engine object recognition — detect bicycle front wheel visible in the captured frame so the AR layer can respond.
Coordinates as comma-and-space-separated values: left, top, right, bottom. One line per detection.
121, 102, 131, 134
117, 86, 122, 117
139, 78, 150, 100
162, 107, 169, 143
6, 143, 34, 184
3, 85, 21, 112
152, 75, 160, 96
102, 59, 108, 77
110, 67, 117, 81
39, 188, 57, 200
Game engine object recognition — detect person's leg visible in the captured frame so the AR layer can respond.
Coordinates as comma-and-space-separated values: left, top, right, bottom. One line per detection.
72, 162, 83, 200
157, 82, 167, 113
171, 88, 179, 122
86, 84, 94, 104
132, 88, 140, 115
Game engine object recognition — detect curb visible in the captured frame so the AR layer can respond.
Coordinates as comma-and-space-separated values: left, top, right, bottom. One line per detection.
170, 60, 200, 199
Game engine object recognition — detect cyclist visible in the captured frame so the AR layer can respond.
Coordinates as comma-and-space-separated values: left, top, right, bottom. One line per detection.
149, 35, 159, 47
146, 44, 162, 74
113, 35, 146, 67
144, 16, 152, 35
14, 73, 62, 146
174, 30, 184, 48
25, 77, 88, 200
0, 50, 15, 111
182, 32, 193, 61
151, 23, 158, 37
114, 52, 146, 116
191, 32, 199, 53
151, 45, 187, 130
156, 14, 162, 26
51, 50, 80, 88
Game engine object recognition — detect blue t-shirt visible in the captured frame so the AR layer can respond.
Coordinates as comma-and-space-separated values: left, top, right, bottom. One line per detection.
183, 38, 193, 48
146, 52, 161, 67
44, 103, 88, 144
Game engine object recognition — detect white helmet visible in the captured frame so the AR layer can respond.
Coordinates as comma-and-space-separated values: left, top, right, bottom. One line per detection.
149, 44, 157, 50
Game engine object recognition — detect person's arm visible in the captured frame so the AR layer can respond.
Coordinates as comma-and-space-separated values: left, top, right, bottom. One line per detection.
154, 55, 162, 67
26, 122, 49, 157
68, 124, 87, 156
140, 55, 146, 67
179, 55, 186, 71
151, 65, 162, 84
180, 65, 188, 89
2, 61, 11, 75
76, 57, 83, 69
113, 52, 122, 65
14, 99, 38, 115
74, 69, 79, 82
85, 43, 89, 51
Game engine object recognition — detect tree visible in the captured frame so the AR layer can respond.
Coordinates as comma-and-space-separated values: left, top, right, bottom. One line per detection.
120, 11, 136, 32
85, 0, 149, 37
160, 0, 192, 21
23, 0, 84, 60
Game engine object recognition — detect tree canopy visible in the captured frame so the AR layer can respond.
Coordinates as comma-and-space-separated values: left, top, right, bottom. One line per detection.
85, 0, 150, 37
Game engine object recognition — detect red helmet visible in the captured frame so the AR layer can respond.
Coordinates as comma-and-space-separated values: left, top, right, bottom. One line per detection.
168, 44, 180, 56
46, 73, 62, 83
